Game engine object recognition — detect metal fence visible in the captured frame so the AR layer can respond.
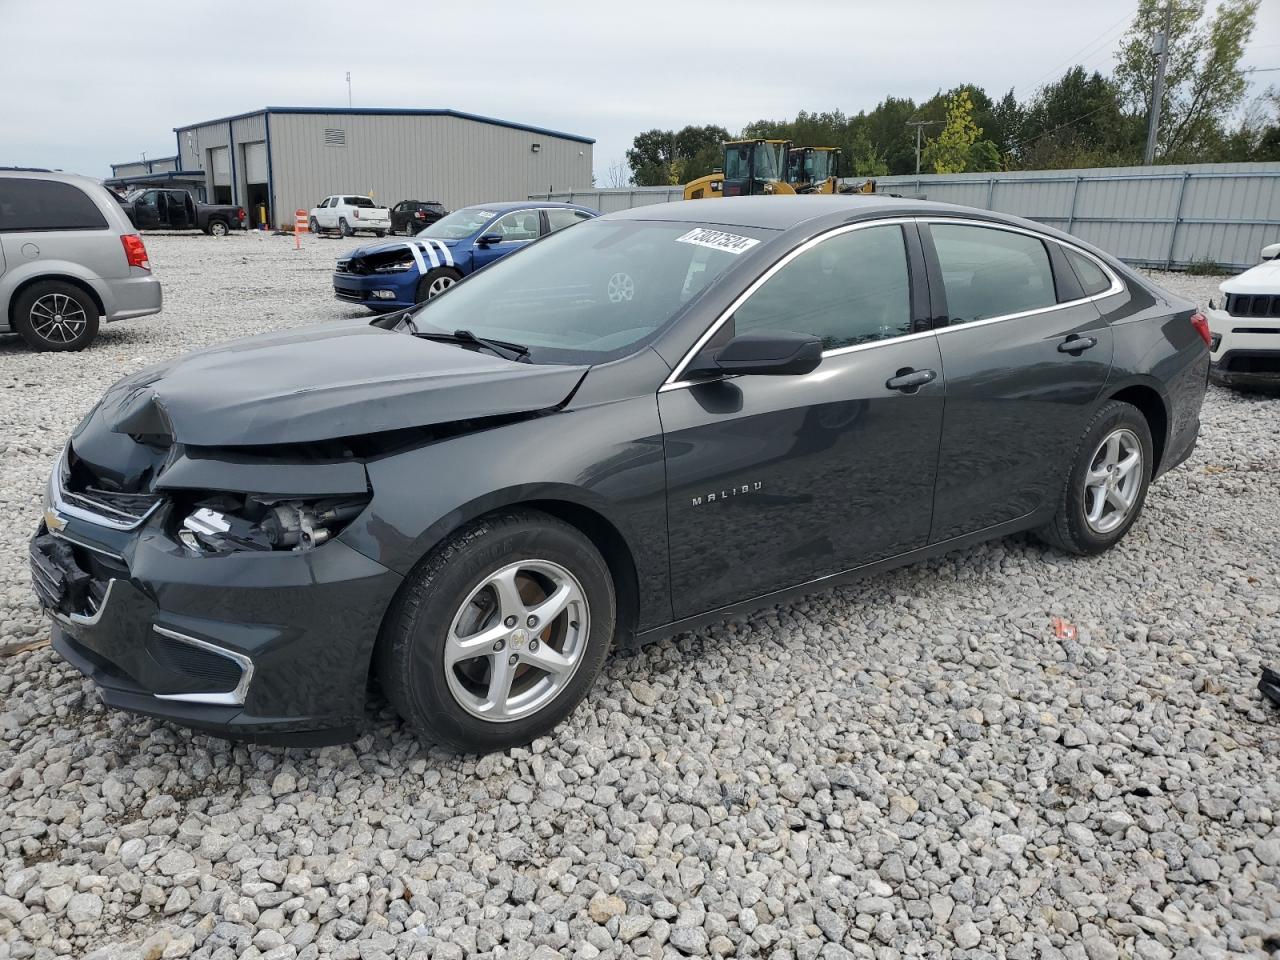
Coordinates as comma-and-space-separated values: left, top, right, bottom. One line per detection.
532, 162, 1280, 271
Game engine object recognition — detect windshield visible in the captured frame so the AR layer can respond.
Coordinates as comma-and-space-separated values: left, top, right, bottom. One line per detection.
723, 143, 783, 185
420, 207, 500, 240
407, 219, 775, 364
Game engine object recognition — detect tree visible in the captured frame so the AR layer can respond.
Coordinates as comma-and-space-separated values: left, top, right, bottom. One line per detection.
626, 125, 731, 185
923, 90, 996, 173
1009, 66, 1138, 169
1114, 0, 1259, 161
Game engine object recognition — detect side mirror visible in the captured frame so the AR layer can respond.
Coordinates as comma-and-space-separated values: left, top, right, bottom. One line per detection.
477, 233, 503, 246
687, 330, 823, 378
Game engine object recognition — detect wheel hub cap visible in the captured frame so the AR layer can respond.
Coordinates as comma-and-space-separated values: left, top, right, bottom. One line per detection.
1083, 427, 1143, 535
444, 559, 589, 722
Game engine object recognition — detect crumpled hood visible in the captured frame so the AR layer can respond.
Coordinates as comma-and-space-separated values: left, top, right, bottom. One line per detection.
348, 236, 461, 260
76, 319, 587, 448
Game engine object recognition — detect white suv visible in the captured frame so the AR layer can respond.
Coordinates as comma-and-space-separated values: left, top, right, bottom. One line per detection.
1206, 253, 1280, 388
308, 196, 391, 238
1, 168, 161, 351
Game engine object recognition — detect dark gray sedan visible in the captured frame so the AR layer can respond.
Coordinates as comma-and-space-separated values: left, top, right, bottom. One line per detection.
33, 196, 1208, 752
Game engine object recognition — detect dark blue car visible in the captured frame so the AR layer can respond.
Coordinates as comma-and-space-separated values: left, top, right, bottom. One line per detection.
333, 201, 598, 311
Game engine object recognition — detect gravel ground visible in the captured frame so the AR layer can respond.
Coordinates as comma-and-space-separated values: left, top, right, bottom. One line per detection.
0, 234, 1277, 960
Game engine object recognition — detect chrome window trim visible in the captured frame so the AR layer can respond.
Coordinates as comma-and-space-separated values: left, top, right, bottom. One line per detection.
151, 626, 254, 706
660, 217, 917, 392
49, 448, 162, 532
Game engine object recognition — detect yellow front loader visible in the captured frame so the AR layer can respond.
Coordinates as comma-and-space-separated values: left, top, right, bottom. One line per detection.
683, 139, 796, 200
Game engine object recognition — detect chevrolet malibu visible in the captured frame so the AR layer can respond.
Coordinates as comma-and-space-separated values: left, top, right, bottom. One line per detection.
32, 196, 1209, 752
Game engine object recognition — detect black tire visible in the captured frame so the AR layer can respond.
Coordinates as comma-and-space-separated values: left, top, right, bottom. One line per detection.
374, 230, 386, 238
12, 280, 100, 352
1035, 400, 1154, 555
415, 267, 463, 302
376, 510, 615, 752
339, 217, 353, 237
309, 217, 322, 236
206, 219, 229, 237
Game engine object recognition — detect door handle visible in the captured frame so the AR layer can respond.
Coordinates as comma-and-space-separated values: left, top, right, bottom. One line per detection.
1058, 335, 1098, 354
885, 367, 937, 392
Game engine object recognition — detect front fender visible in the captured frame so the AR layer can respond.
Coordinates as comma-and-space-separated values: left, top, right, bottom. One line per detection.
340, 395, 671, 631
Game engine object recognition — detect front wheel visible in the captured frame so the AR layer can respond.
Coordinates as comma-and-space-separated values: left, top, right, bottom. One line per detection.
1035, 400, 1153, 555
339, 217, 353, 237
309, 217, 322, 235
415, 267, 462, 302
207, 219, 229, 237
376, 510, 615, 752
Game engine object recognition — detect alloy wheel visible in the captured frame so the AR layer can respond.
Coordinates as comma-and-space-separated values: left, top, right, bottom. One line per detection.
29, 293, 88, 345
210, 221, 228, 237
428, 275, 455, 297
1083, 427, 1143, 534
444, 559, 589, 722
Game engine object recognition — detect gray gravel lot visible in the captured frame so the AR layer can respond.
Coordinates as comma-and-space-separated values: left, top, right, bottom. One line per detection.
1, 234, 1277, 959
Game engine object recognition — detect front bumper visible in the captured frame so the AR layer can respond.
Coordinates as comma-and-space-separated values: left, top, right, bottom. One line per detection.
1206, 307, 1280, 387
333, 271, 416, 311
34, 499, 403, 744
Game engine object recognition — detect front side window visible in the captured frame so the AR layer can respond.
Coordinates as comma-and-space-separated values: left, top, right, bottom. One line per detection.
0, 178, 108, 232
1064, 247, 1113, 297
489, 210, 541, 241
730, 225, 912, 351
410, 219, 774, 364
931, 223, 1056, 324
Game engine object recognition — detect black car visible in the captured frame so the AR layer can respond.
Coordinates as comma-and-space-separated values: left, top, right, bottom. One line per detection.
390, 200, 448, 236
32, 196, 1209, 752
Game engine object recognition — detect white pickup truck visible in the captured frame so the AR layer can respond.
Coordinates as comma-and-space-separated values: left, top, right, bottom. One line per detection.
309, 196, 391, 238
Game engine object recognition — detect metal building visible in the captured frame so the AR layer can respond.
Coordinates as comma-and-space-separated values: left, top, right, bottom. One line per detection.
139, 107, 594, 229
105, 156, 207, 200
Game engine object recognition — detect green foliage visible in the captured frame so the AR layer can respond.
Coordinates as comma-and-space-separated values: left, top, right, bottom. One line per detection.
1114, 0, 1259, 160
626, 125, 730, 186
922, 91, 989, 173
1185, 257, 1227, 275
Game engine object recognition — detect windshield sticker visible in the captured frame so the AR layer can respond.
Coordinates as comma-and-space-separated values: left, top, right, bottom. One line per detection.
473, 211, 494, 220
675, 227, 760, 255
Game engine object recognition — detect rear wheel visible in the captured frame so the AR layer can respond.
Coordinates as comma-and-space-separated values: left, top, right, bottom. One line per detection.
376, 510, 615, 752
339, 217, 353, 237
415, 267, 462, 302
1036, 400, 1153, 555
308, 217, 322, 235
374, 230, 386, 238
13, 281, 99, 352
207, 219, 229, 237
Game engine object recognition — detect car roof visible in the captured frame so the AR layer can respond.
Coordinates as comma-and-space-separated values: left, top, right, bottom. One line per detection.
461, 200, 595, 213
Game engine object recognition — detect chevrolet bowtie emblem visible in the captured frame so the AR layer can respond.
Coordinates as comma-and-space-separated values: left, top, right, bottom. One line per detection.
44, 508, 67, 533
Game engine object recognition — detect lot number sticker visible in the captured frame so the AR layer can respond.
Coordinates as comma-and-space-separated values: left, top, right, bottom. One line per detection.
675, 227, 760, 255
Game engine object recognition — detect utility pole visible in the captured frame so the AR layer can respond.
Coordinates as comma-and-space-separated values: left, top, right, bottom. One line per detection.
346, 71, 352, 108
906, 120, 942, 174
1144, 4, 1172, 164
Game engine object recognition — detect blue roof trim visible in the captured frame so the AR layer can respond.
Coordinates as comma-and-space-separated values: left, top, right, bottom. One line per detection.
105, 170, 207, 185
173, 107, 594, 144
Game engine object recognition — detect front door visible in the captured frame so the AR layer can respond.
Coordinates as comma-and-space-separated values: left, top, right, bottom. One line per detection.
133, 190, 161, 229
660, 221, 945, 619
472, 210, 542, 271
921, 220, 1115, 542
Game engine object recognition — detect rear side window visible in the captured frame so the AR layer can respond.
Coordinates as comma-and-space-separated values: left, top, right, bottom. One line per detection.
732, 224, 913, 351
931, 223, 1056, 324
545, 208, 591, 233
1064, 247, 1113, 297
0, 178, 108, 232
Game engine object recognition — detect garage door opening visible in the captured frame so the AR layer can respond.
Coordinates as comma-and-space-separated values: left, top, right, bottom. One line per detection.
245, 183, 269, 228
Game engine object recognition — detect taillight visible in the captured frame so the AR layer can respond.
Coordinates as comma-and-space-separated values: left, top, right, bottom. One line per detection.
121, 234, 150, 271
236, 208, 246, 222
1190, 311, 1211, 346
414, 210, 425, 219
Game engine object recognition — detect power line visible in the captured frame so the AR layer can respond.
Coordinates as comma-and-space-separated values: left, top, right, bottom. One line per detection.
1007, 102, 1115, 152
1021, 8, 1135, 94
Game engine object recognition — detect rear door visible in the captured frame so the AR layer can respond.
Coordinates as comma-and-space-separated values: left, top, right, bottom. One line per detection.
660, 220, 945, 618
921, 219, 1114, 542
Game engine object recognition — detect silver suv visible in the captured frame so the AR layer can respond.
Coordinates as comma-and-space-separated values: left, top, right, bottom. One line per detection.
1, 168, 162, 351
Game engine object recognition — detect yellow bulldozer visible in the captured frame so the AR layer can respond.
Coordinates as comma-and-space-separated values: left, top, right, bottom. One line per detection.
683, 139, 796, 200
786, 146, 843, 194
684, 140, 860, 199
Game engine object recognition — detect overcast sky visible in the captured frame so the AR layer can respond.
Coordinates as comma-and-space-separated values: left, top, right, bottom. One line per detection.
3, 0, 1278, 183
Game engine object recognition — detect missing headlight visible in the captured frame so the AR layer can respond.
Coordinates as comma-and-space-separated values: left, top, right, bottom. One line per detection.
178, 495, 369, 554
